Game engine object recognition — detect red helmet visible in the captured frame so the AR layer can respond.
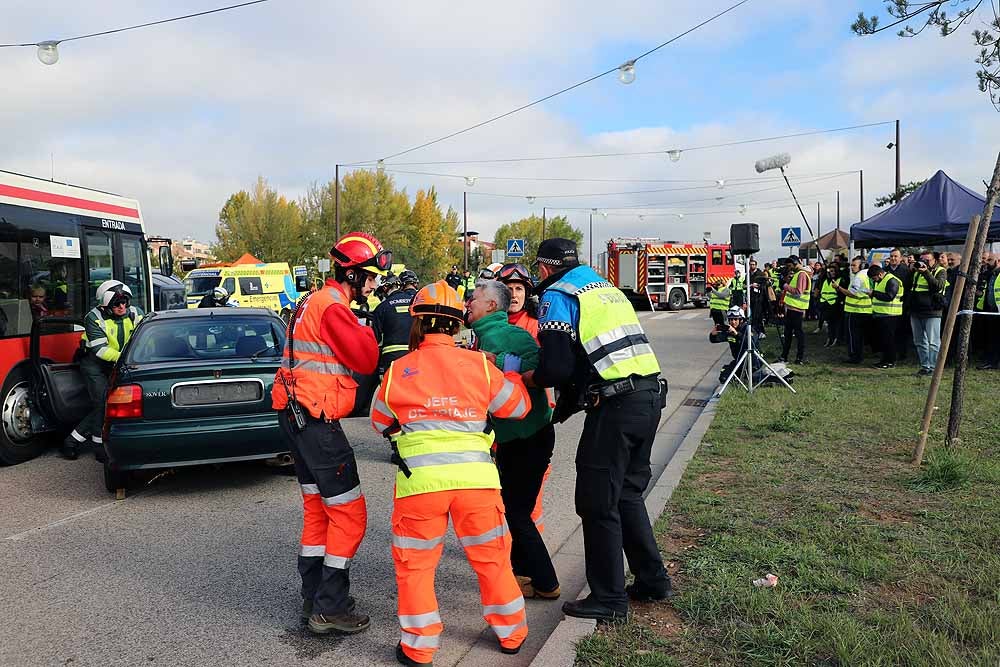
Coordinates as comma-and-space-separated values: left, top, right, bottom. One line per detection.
330, 232, 392, 276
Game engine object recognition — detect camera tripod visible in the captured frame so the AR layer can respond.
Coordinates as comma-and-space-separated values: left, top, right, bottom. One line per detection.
715, 257, 796, 397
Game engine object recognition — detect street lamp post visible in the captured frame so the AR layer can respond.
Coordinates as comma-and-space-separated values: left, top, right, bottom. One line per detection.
542, 207, 547, 240
463, 191, 469, 273
895, 119, 901, 203
334, 164, 341, 240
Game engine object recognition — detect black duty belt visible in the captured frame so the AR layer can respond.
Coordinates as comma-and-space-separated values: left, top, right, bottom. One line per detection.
588, 375, 662, 400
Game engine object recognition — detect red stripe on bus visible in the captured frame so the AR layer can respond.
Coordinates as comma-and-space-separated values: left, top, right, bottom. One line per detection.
0, 183, 139, 219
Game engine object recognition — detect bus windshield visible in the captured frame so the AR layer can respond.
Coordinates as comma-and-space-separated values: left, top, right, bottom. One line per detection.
185, 276, 222, 296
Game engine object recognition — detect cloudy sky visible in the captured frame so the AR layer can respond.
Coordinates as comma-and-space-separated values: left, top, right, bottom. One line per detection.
3, 0, 998, 260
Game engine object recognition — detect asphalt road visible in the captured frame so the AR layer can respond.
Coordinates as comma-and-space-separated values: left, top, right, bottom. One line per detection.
0, 308, 724, 667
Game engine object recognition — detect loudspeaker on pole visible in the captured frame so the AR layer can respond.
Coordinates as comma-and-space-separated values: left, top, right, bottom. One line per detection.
730, 223, 759, 255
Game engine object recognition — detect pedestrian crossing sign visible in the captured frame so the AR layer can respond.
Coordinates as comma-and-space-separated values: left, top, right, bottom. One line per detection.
506, 239, 525, 257
780, 227, 801, 247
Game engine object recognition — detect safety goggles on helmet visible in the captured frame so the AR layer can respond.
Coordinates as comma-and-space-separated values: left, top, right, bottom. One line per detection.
330, 232, 393, 276
497, 263, 532, 285
108, 292, 131, 309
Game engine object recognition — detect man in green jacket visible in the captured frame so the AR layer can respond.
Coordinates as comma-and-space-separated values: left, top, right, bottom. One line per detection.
467, 279, 560, 600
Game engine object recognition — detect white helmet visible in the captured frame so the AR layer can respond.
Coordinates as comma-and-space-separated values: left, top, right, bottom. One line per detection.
96, 280, 133, 308
212, 286, 230, 304
480, 262, 504, 280
726, 306, 745, 320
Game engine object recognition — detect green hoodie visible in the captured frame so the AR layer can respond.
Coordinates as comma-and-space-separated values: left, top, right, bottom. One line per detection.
470, 310, 553, 442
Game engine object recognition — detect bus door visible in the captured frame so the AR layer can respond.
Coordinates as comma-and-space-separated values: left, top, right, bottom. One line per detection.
82, 228, 150, 312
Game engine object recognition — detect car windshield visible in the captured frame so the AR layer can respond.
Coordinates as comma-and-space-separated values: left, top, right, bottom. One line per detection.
127, 315, 284, 363
184, 275, 222, 296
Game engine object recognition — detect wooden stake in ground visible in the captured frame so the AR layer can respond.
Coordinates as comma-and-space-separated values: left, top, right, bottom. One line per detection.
945, 152, 1000, 448
913, 215, 982, 465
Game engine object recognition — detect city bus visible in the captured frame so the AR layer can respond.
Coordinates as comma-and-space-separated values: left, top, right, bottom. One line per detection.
0, 170, 171, 464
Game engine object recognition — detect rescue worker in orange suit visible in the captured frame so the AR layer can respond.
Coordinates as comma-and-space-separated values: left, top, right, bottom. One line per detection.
371, 281, 532, 666
272, 231, 392, 636
497, 262, 552, 552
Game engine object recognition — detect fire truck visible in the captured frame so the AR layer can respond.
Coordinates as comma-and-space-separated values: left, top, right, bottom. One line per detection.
605, 238, 736, 311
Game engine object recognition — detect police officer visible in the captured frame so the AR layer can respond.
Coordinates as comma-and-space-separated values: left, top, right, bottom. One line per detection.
197, 286, 233, 308
372, 270, 419, 373
272, 231, 390, 636
522, 238, 670, 622
62, 280, 143, 460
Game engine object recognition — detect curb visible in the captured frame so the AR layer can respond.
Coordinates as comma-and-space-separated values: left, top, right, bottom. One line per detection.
527, 370, 721, 667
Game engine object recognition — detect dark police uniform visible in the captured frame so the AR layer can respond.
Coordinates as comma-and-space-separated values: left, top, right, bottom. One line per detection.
371, 286, 416, 373
531, 238, 670, 620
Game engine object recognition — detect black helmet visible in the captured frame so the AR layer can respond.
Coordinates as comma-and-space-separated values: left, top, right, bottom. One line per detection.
399, 270, 419, 287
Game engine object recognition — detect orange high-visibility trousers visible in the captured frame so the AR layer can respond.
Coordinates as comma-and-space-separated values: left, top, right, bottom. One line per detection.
530, 464, 552, 534
392, 488, 527, 664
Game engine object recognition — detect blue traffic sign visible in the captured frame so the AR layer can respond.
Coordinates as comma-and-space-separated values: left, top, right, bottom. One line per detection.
780, 227, 802, 247
506, 238, 526, 257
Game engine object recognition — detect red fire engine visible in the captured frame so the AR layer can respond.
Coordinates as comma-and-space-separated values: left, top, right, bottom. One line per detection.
605, 238, 735, 310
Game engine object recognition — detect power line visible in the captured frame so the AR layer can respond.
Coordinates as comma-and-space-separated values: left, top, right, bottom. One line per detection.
381, 168, 860, 185
362, 0, 755, 163
344, 121, 894, 167
0, 0, 270, 48
461, 173, 848, 203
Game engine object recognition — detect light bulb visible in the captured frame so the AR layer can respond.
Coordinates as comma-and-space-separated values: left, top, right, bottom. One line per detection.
37, 41, 59, 66
526, 196, 536, 205
716, 179, 726, 189
601, 211, 608, 218
465, 176, 476, 187
638, 214, 645, 221
738, 204, 748, 215
376, 159, 385, 175
617, 61, 636, 85
715, 196, 724, 202
666, 149, 682, 162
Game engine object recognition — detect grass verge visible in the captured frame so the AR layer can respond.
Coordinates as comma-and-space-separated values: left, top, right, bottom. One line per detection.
577, 327, 1000, 667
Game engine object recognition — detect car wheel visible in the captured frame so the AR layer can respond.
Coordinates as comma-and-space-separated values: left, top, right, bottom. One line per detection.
666, 289, 686, 311
103, 460, 130, 494
0, 367, 47, 465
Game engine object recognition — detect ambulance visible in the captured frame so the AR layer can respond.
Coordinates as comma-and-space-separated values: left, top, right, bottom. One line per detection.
184, 261, 300, 320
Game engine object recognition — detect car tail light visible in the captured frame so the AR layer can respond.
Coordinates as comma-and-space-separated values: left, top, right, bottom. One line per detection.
107, 384, 143, 419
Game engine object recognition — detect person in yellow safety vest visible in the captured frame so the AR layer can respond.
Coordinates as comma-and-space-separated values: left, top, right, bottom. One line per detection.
61, 280, 143, 460
819, 264, 842, 348
371, 280, 532, 665
974, 253, 1000, 369
868, 263, 904, 369
778, 255, 811, 365
708, 277, 733, 326
837, 256, 872, 364
522, 238, 671, 623
906, 251, 948, 375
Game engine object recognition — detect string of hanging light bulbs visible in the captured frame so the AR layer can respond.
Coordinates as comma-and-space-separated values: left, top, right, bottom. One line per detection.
0, 0, 270, 65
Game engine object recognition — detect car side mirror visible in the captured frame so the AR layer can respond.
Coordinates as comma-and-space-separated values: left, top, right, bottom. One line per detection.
159, 245, 174, 276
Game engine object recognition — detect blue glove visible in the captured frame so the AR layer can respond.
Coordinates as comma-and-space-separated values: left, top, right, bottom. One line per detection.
502, 354, 522, 373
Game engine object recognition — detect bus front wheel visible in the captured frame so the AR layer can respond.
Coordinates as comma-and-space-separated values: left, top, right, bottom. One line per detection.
0, 368, 47, 465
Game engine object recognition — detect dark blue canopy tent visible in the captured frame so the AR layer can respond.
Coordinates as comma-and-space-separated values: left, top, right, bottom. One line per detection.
850, 170, 1000, 248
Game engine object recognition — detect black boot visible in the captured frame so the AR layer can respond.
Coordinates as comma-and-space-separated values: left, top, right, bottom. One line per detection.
562, 596, 627, 623
60, 435, 80, 460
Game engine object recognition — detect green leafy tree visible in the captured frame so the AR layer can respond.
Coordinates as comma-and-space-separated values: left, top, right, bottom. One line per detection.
213, 177, 310, 263
874, 179, 927, 207
338, 171, 411, 255
491, 215, 584, 268
852, 1, 999, 109
402, 188, 462, 281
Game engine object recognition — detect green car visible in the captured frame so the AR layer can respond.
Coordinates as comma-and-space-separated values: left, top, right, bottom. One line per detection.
102, 307, 288, 493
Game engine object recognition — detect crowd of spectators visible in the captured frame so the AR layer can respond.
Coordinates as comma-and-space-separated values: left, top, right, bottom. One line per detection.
743, 247, 999, 374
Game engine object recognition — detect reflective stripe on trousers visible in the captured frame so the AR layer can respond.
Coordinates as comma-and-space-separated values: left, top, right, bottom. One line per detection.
393, 489, 528, 663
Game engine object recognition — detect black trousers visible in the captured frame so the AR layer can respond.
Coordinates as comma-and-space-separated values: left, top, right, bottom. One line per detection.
75, 355, 110, 438
875, 316, 899, 365
895, 313, 911, 359
985, 312, 1000, 365
496, 424, 558, 592
823, 304, 843, 344
781, 309, 806, 361
845, 312, 868, 362
710, 309, 725, 327
279, 414, 365, 616
576, 387, 669, 612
